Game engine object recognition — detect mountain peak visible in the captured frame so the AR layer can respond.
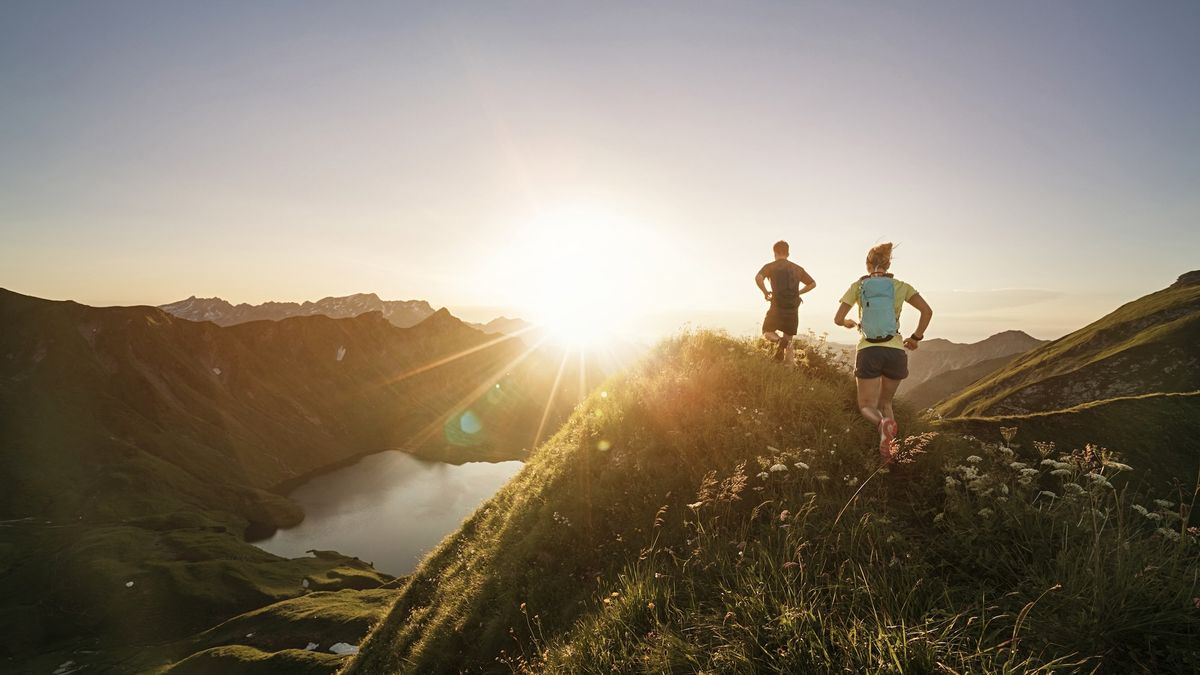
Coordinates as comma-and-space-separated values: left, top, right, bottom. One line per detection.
1171, 270, 1200, 288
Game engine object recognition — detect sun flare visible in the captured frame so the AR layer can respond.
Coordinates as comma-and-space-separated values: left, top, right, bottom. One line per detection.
501, 205, 652, 349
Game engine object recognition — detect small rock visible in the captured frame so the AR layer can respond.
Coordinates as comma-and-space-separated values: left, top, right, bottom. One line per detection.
329, 642, 359, 655
125, 581, 134, 588
305, 642, 318, 651
301, 578, 309, 589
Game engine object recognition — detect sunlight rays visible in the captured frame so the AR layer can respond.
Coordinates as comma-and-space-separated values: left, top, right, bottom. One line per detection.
532, 347, 571, 449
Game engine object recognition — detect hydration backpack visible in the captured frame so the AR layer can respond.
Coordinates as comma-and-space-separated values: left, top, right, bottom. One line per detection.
858, 275, 898, 343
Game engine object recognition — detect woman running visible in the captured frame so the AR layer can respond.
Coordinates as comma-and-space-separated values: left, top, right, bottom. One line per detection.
833, 243, 933, 462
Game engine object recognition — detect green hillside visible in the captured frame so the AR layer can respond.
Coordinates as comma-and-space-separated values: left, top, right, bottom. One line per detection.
348, 332, 1199, 674
943, 392, 1200, 490
934, 273, 1200, 418
901, 354, 1018, 411
0, 289, 584, 672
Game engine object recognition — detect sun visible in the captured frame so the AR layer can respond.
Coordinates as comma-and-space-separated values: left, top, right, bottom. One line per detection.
501, 205, 648, 349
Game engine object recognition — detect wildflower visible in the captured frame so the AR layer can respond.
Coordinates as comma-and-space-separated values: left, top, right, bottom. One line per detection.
611, 592, 620, 597
845, 476, 859, 487
779, 510, 791, 522
1156, 527, 1181, 542
933, 512, 945, 523
1033, 440, 1056, 458
1145, 512, 1163, 522
757, 472, 769, 480
1132, 504, 1149, 516
1038, 491, 1057, 500
1101, 454, 1133, 471
1087, 473, 1113, 489
1050, 469, 1072, 477
1020, 468, 1040, 478
1009, 462, 1028, 470
966, 455, 983, 464
794, 461, 810, 470
944, 476, 960, 489
647, 602, 655, 610
1017, 477, 1033, 487
1154, 499, 1174, 509
1063, 483, 1085, 496
978, 508, 994, 518
1040, 459, 1058, 466
816, 474, 830, 482
769, 463, 788, 473
999, 484, 1009, 495
1000, 426, 1018, 444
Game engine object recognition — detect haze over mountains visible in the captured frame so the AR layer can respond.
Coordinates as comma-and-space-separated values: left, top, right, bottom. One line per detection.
160, 293, 533, 335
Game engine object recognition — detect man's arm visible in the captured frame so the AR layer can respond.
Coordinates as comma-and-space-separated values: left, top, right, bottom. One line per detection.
834, 302, 856, 329
798, 267, 817, 296
903, 293, 933, 350
755, 273, 771, 301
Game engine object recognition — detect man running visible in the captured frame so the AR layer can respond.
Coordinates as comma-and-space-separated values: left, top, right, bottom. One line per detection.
755, 240, 817, 362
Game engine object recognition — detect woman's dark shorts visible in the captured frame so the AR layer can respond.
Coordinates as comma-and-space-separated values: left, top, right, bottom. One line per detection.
762, 306, 799, 335
855, 346, 908, 380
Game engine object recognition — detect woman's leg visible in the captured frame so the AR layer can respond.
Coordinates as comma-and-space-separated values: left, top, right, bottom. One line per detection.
879, 376, 902, 421
856, 377, 884, 425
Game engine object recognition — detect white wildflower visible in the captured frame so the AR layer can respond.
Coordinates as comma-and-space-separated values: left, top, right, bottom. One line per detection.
794, 461, 810, 470
845, 476, 859, 487
757, 472, 769, 480
1050, 469, 1072, 477
1154, 499, 1174, 509
1040, 459, 1058, 466
1087, 473, 1112, 488
1020, 468, 1040, 477
1157, 527, 1181, 542
1145, 512, 1163, 522
933, 512, 945, 523
1131, 504, 1149, 516
944, 476, 960, 489
1105, 461, 1133, 472
769, 463, 788, 473
1063, 483, 1085, 496
1009, 462, 1028, 470
977, 508, 994, 518
999, 484, 1009, 495
966, 455, 983, 464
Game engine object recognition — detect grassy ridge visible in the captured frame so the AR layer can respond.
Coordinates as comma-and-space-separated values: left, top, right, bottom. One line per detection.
347, 332, 1199, 674
934, 279, 1200, 417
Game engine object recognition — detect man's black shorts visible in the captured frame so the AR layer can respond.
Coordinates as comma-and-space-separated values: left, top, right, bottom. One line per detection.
855, 346, 908, 380
762, 306, 798, 335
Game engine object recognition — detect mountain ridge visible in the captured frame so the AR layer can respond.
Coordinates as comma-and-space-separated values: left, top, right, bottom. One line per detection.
934, 271, 1200, 417
159, 293, 531, 335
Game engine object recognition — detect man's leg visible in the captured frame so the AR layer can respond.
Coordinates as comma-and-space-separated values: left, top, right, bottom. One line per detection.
762, 331, 781, 343
782, 333, 796, 363
856, 377, 884, 425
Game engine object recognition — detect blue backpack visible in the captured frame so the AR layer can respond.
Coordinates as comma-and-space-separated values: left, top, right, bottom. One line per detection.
859, 275, 898, 343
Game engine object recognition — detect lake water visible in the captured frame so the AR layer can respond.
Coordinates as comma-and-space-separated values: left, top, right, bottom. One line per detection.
253, 451, 523, 576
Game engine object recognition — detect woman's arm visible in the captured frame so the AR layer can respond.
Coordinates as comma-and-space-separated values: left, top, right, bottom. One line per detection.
903, 293, 933, 350
834, 302, 856, 329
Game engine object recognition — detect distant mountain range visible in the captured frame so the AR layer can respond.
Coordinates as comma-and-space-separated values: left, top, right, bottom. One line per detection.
934, 271, 1200, 418
905, 330, 1048, 388
160, 293, 533, 335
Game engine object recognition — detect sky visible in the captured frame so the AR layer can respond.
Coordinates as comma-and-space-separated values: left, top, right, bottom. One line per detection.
2, 1, 1198, 343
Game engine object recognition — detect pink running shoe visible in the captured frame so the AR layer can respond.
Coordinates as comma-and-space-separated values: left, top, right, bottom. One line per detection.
879, 417, 898, 463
